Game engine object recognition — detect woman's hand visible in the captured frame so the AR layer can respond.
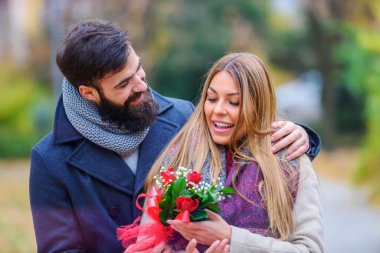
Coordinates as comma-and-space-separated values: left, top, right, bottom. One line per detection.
125, 241, 172, 253
167, 210, 231, 245
271, 121, 309, 160
186, 239, 229, 253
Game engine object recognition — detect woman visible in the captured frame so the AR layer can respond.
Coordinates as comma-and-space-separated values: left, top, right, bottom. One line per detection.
144, 52, 323, 252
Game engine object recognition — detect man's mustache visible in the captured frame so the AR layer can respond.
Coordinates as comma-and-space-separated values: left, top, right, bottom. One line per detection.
125, 91, 144, 106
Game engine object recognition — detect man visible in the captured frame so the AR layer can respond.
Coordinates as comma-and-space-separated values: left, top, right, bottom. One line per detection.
29, 20, 320, 252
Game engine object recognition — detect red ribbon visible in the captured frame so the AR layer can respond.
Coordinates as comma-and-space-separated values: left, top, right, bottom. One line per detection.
117, 186, 194, 251
136, 186, 162, 223
174, 210, 190, 222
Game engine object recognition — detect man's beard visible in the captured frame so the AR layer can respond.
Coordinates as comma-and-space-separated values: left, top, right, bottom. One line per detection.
97, 89, 159, 132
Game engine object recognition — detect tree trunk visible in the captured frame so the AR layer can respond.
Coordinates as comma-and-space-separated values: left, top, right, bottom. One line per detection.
43, 0, 70, 100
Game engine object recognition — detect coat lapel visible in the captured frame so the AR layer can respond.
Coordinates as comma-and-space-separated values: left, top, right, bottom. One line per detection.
133, 117, 181, 196
67, 141, 135, 196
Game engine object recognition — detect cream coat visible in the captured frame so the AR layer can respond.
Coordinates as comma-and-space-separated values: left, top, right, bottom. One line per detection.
229, 155, 323, 253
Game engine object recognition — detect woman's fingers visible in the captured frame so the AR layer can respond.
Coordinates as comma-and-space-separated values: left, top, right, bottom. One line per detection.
186, 239, 200, 253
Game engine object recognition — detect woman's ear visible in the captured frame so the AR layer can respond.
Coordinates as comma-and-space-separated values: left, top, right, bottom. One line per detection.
79, 85, 100, 104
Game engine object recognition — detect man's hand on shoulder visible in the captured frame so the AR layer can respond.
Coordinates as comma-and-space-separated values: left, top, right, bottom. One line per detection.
271, 121, 309, 160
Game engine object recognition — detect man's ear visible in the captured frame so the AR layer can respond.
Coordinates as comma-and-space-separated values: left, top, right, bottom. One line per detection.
79, 85, 100, 104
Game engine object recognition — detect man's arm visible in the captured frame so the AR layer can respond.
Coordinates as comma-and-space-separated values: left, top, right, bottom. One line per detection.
271, 121, 321, 161
30, 149, 85, 253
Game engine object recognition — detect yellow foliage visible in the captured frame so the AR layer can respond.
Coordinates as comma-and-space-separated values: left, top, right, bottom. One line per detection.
356, 30, 380, 54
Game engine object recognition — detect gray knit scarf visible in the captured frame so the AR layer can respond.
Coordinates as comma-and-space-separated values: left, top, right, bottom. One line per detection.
62, 79, 150, 156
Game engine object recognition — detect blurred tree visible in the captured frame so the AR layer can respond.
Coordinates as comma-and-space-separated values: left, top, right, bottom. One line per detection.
268, 0, 380, 201
267, 0, 367, 149
142, 0, 271, 103
0, 63, 53, 157
43, 0, 68, 99
333, 1, 380, 202
0, 0, 9, 59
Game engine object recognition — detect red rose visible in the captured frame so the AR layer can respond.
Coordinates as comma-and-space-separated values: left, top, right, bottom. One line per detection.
161, 168, 175, 185
176, 196, 199, 212
187, 171, 202, 185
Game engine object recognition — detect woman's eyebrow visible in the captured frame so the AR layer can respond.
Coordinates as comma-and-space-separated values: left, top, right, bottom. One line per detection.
208, 86, 240, 96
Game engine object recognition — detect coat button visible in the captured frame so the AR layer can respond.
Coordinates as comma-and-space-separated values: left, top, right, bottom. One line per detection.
109, 207, 119, 218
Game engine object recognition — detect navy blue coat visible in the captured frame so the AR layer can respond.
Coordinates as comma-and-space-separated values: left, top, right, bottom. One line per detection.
30, 91, 195, 253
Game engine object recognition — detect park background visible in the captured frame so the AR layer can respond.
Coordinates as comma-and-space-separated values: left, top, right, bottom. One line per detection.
1, 0, 380, 252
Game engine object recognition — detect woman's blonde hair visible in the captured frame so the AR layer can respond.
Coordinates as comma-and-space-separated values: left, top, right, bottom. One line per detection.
145, 53, 296, 239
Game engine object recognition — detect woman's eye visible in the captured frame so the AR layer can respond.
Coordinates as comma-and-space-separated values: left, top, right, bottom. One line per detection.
206, 97, 217, 102
230, 101, 240, 106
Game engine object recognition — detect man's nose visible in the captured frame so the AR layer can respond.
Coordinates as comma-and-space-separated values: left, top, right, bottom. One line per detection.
131, 76, 148, 93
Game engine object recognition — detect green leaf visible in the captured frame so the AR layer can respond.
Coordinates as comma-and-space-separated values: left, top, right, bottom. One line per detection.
219, 186, 235, 194
182, 190, 194, 198
159, 207, 170, 225
207, 191, 218, 202
171, 177, 187, 201
205, 204, 220, 213
190, 209, 208, 221
159, 196, 171, 209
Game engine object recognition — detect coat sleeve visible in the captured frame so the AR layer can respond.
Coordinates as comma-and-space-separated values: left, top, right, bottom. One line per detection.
29, 148, 86, 253
299, 124, 321, 161
229, 155, 324, 253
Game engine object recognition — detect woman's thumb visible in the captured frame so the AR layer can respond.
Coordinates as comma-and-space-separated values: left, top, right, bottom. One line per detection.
204, 209, 220, 221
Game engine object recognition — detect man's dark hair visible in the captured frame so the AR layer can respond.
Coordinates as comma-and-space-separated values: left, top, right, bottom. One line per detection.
56, 19, 130, 89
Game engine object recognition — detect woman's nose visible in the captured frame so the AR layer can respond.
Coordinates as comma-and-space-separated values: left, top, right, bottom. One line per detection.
214, 101, 226, 114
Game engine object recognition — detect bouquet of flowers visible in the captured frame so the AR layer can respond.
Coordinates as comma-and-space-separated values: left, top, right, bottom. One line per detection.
117, 166, 234, 252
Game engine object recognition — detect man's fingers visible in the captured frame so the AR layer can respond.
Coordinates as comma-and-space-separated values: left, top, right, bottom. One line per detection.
282, 130, 304, 151
271, 120, 286, 129
272, 130, 300, 153
286, 144, 308, 160
271, 121, 296, 143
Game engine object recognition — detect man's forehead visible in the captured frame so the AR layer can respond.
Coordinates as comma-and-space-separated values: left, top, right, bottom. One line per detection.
126, 48, 140, 71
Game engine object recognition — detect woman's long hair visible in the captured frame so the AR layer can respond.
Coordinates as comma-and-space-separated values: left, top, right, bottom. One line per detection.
145, 53, 296, 239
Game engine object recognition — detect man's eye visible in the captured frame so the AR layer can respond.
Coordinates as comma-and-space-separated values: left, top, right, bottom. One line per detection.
119, 83, 128, 88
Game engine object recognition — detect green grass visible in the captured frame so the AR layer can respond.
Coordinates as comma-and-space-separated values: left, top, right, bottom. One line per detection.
0, 160, 36, 253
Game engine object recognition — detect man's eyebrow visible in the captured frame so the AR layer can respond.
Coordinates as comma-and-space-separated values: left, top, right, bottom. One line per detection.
208, 86, 240, 96
114, 59, 141, 88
